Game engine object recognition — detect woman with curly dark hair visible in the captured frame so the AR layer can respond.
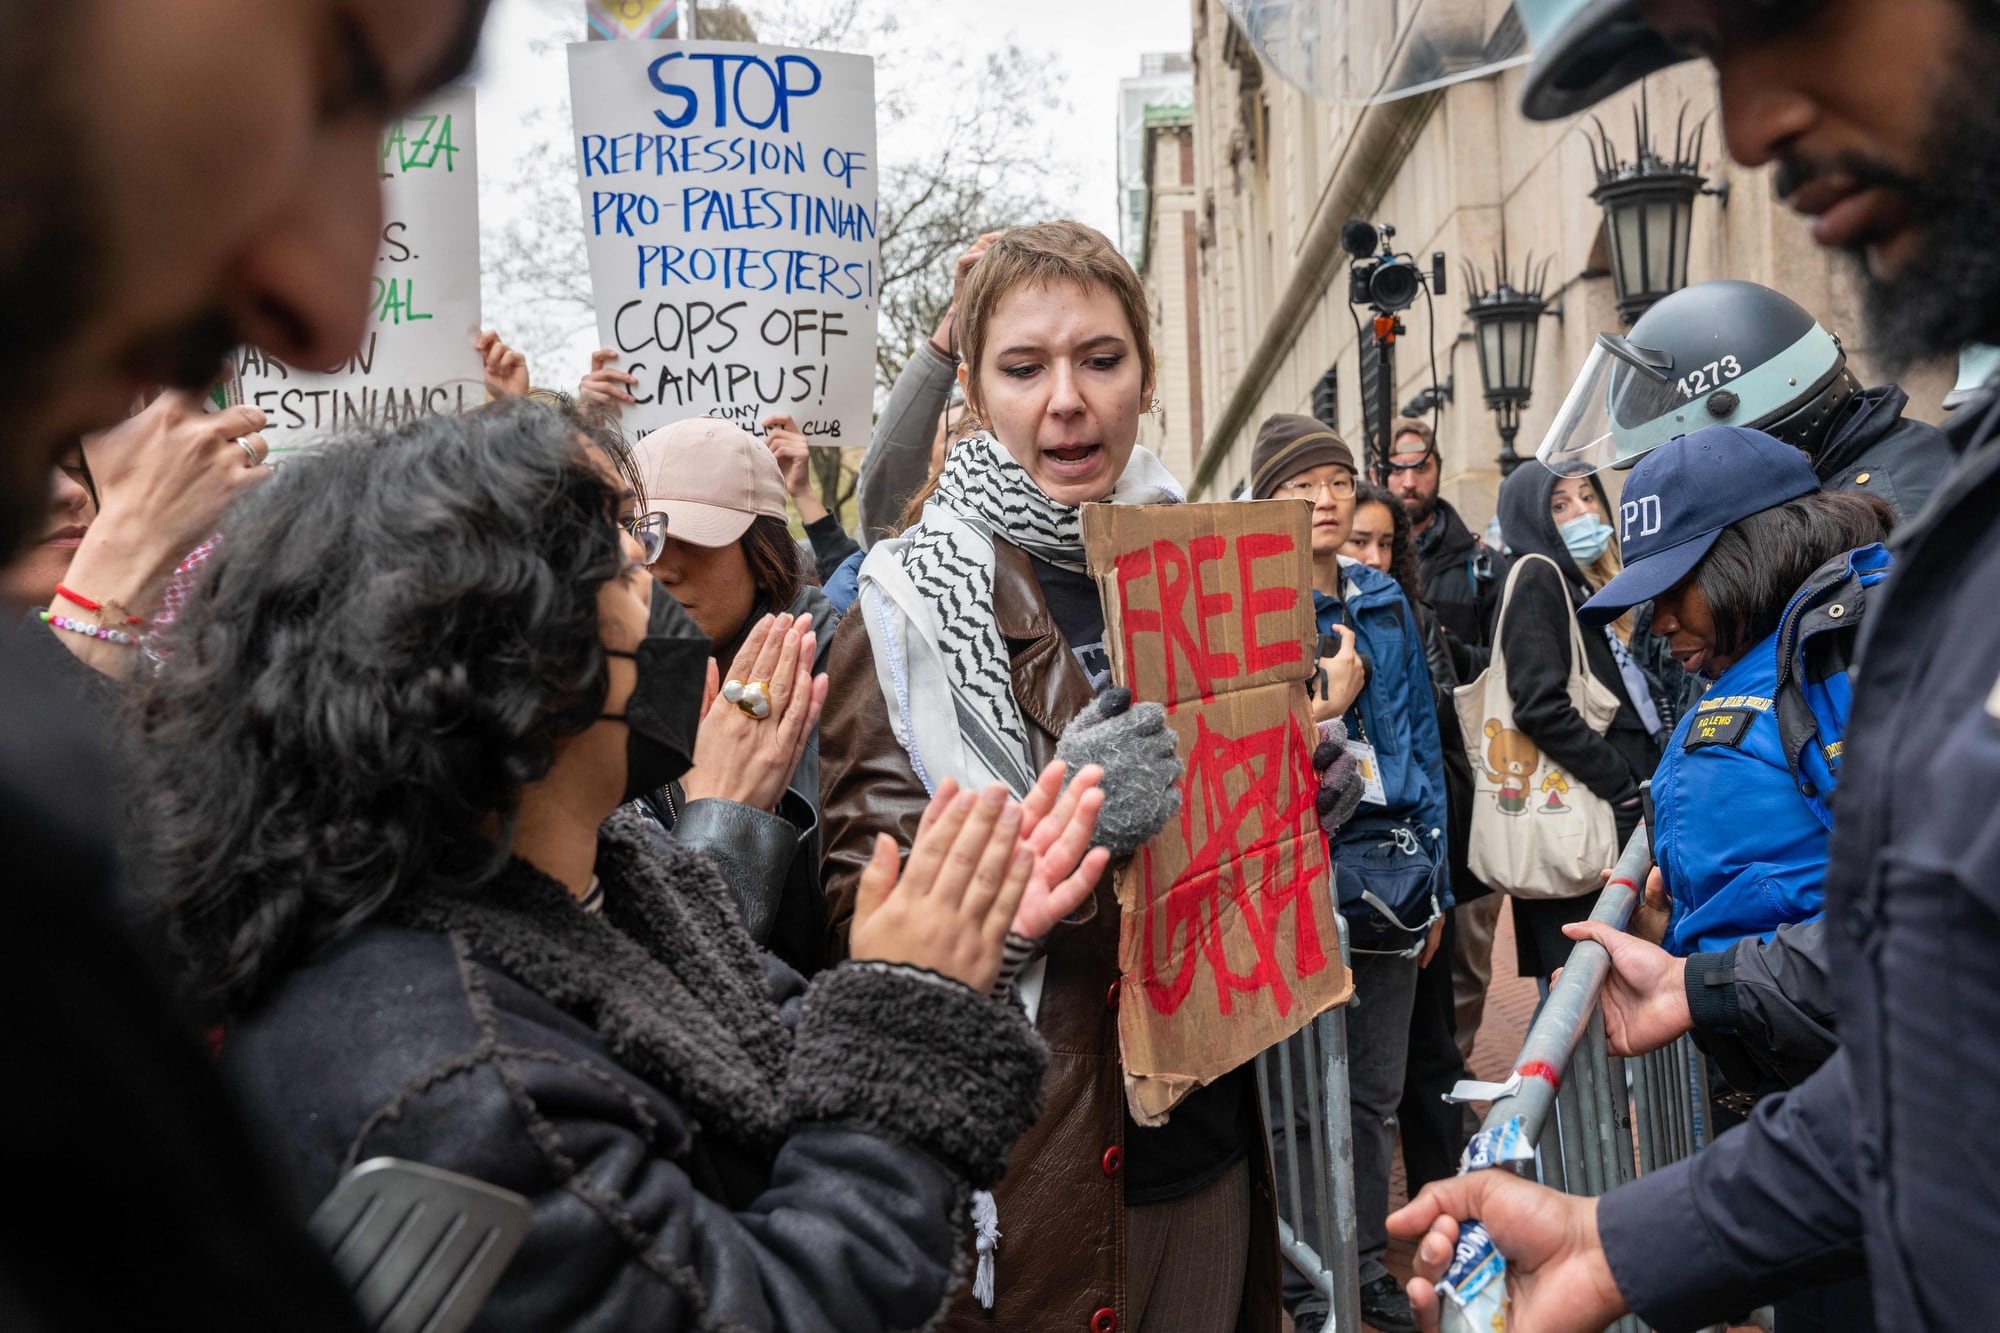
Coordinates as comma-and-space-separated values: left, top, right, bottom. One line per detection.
136, 399, 1111, 1331
1345, 478, 1482, 1196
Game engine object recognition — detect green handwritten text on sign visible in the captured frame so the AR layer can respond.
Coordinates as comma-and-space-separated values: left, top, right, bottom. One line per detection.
381, 113, 460, 174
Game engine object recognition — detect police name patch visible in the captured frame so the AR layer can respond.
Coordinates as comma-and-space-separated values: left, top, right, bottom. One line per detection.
1685, 708, 1753, 751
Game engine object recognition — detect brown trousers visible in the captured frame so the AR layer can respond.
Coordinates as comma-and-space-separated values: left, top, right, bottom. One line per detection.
1125, 1160, 1253, 1333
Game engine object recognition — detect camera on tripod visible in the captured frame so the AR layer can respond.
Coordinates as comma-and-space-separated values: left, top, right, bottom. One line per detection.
1341, 220, 1446, 313
1338, 220, 1449, 481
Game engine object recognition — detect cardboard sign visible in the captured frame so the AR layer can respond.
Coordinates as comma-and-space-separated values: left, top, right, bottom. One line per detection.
234, 88, 483, 451
1084, 500, 1353, 1125
565, 40, 879, 444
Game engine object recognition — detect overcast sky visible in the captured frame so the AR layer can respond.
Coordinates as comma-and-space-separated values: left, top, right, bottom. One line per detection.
468, 0, 1194, 374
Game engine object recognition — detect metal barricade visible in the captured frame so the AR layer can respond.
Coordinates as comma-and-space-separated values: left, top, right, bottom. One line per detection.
1441, 827, 1758, 1333
1255, 914, 1362, 1333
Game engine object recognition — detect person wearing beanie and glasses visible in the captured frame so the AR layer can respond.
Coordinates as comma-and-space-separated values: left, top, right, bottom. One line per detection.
629, 417, 837, 976
1253, 413, 1449, 1333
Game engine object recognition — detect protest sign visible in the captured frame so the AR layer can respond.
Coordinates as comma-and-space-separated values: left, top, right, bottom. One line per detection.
232, 87, 482, 451
1083, 499, 1351, 1125
565, 40, 878, 444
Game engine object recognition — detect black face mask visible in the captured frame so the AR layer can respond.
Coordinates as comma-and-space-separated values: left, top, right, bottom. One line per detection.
603, 588, 711, 804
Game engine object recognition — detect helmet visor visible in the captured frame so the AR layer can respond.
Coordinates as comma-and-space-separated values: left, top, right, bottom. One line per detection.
1535, 333, 1682, 477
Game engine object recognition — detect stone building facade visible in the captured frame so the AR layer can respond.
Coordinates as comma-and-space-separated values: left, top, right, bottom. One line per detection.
1170, 0, 1953, 528
1134, 103, 1204, 484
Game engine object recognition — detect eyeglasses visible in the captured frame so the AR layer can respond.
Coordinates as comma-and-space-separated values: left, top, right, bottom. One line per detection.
1386, 454, 1435, 474
624, 511, 668, 563
1274, 474, 1356, 501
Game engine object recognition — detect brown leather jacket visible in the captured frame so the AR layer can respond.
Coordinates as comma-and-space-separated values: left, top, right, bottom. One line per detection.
819, 536, 1282, 1333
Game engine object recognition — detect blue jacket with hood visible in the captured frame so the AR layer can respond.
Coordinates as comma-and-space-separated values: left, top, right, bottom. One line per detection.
1656, 543, 1892, 956
1315, 557, 1452, 910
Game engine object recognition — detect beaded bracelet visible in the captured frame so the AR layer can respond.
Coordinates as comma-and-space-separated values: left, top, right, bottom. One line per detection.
40, 610, 136, 646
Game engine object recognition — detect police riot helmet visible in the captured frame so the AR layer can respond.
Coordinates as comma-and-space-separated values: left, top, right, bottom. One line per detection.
1536, 280, 1857, 478
1517, 0, 1689, 122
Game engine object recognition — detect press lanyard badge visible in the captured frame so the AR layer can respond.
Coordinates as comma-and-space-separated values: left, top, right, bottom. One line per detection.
1348, 738, 1387, 807
1347, 705, 1387, 807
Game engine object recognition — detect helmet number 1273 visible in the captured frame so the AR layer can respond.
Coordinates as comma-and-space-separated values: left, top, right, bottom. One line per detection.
1677, 355, 1743, 400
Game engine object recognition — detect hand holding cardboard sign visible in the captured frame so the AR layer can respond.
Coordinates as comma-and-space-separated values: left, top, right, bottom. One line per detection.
1055, 687, 1183, 856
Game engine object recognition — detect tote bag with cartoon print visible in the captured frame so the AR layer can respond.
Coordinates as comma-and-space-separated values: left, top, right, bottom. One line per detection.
1452, 553, 1620, 899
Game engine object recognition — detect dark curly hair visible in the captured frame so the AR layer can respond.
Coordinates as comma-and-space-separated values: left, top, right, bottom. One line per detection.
1351, 480, 1425, 608
135, 399, 632, 1008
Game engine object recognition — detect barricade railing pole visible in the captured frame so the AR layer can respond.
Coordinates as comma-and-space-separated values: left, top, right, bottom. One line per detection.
1439, 828, 1650, 1333
1275, 1029, 1307, 1271
1323, 915, 1361, 1333
1632, 1047, 1658, 1175
1253, 909, 1359, 1329
1463, 827, 1649, 1147
1302, 1018, 1334, 1284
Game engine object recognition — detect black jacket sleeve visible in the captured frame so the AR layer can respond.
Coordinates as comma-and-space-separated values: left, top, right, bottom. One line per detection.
804, 514, 862, 583
671, 797, 805, 946
1685, 919, 1837, 1089
1598, 1046, 1865, 1330
356, 964, 1045, 1333
1498, 558, 1641, 804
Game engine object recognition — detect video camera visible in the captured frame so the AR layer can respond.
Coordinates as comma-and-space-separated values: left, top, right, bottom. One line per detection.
1341, 220, 1447, 314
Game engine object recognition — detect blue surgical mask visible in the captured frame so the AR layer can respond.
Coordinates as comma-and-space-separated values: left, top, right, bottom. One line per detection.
1559, 513, 1614, 564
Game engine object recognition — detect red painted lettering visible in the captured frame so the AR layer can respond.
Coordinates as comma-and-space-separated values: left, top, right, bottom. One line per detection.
1115, 547, 1158, 698
1134, 709, 1329, 1018
1189, 534, 1241, 683
1239, 532, 1303, 674
1152, 539, 1209, 702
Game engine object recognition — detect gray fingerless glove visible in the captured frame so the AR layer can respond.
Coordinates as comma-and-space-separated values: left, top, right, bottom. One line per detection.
1056, 686, 1183, 856
1314, 718, 1366, 839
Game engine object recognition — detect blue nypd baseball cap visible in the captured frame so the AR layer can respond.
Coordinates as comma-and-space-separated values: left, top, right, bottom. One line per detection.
1576, 425, 1821, 629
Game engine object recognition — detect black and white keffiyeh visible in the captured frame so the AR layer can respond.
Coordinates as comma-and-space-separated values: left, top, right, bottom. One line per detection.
856, 432, 1182, 798
854, 432, 1181, 1310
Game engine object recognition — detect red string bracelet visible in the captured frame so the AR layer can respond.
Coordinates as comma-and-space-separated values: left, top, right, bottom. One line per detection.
54, 583, 142, 625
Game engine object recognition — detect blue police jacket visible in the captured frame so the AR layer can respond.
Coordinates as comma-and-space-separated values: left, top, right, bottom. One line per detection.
1655, 543, 1892, 956
1314, 559, 1451, 904
1596, 391, 2000, 1333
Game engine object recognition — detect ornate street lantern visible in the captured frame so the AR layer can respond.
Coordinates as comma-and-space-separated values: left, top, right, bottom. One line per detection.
1587, 99, 1722, 325
1464, 252, 1553, 474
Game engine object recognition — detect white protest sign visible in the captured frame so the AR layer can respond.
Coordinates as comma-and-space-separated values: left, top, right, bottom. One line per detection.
234, 87, 482, 450
566, 41, 878, 445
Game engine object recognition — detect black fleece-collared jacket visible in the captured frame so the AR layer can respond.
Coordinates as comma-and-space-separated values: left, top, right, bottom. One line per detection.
223, 809, 1047, 1332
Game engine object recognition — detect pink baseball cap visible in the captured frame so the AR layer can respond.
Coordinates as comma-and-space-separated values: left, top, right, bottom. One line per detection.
633, 417, 790, 548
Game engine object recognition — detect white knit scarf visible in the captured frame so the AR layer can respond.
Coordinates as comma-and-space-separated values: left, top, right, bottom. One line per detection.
856, 432, 1183, 800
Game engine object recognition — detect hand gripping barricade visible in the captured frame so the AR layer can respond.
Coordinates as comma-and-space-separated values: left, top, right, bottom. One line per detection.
1438, 821, 1767, 1333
